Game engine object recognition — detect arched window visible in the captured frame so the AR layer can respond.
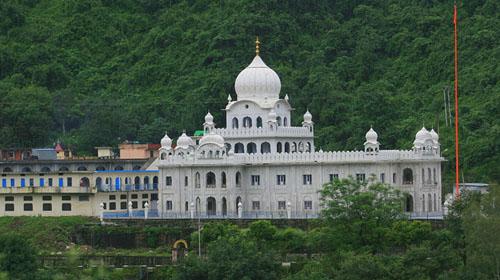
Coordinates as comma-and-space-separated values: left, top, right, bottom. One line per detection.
283, 117, 288, 127
58, 167, 69, 172
184, 176, 188, 187
236, 172, 241, 187
96, 177, 102, 188
134, 176, 141, 188
153, 176, 159, 189
22, 167, 32, 173
206, 172, 216, 188
433, 193, 437, 212
96, 166, 105, 171
232, 117, 239, 129
292, 142, 297, 153
247, 142, 257, 154
114, 166, 124, 171
422, 168, 425, 183
256, 117, 262, 128
243, 117, 252, 128
222, 197, 227, 216
207, 197, 216, 216
41, 167, 51, 173
277, 142, 282, 153
236, 196, 242, 216
405, 195, 413, 212
307, 142, 312, 152
2, 167, 12, 173
284, 142, 290, 153
433, 168, 437, 184
185, 201, 189, 212
80, 177, 90, 187
422, 194, 425, 212
393, 173, 397, 184
428, 193, 432, 212
195, 172, 200, 188
261, 142, 271, 154
403, 168, 413, 184
235, 143, 245, 154
277, 116, 282, 126
144, 176, 150, 188
77, 166, 87, 171
196, 197, 201, 214
427, 168, 432, 184
221, 172, 227, 188
161, 152, 167, 160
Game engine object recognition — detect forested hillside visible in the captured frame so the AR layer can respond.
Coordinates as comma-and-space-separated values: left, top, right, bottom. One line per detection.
0, 0, 498, 185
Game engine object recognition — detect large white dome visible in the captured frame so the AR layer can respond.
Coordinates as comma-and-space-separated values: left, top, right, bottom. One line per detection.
199, 132, 225, 147
160, 132, 172, 149
234, 55, 281, 103
365, 127, 378, 143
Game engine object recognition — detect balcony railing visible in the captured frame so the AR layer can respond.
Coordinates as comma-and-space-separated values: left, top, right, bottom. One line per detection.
0, 186, 93, 194
97, 184, 158, 192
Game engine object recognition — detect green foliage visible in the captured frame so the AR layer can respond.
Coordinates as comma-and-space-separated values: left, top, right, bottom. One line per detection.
0, 0, 497, 183
0, 234, 38, 280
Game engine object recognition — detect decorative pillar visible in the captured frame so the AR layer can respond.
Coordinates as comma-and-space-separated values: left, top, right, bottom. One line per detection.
144, 202, 149, 220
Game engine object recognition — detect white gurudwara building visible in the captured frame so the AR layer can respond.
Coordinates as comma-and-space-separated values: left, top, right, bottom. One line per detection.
155, 43, 444, 219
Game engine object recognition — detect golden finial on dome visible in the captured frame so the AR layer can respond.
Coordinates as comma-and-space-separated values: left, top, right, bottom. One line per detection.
255, 36, 260, 56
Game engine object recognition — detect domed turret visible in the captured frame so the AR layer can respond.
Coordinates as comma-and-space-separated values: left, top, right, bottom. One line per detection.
204, 112, 214, 124
160, 132, 172, 149
365, 127, 378, 143
176, 132, 194, 149
303, 110, 312, 123
429, 128, 439, 143
234, 40, 281, 104
199, 131, 225, 147
364, 126, 380, 153
413, 127, 431, 147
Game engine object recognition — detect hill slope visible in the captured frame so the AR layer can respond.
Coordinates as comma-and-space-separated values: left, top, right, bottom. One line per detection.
0, 0, 498, 185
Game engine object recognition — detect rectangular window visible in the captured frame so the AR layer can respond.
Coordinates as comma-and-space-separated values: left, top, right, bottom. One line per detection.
151, 193, 158, 201
120, 202, 127, 210
329, 174, 339, 181
24, 203, 33, 211
251, 175, 260, 186
120, 194, 127, 200
110, 202, 116, 210
48, 178, 53, 187
67, 177, 72, 187
42, 203, 52, 211
2, 178, 6, 188
24, 196, 33, 201
43, 196, 52, 201
278, 201, 286, 210
58, 178, 64, 187
393, 173, 397, 184
62, 195, 71, 201
5, 204, 14, 211
303, 174, 312, 185
10, 178, 15, 187
380, 173, 385, 183
165, 176, 172, 186
142, 194, 148, 199
131, 194, 138, 199
62, 203, 72, 211
184, 176, 188, 187
109, 195, 116, 200
21, 178, 26, 188
132, 201, 138, 209
252, 201, 260, 210
166, 200, 173, 210
356, 173, 366, 182
304, 201, 313, 210
277, 175, 286, 185
5, 196, 14, 201
78, 195, 89, 201
39, 178, 44, 187
29, 178, 34, 187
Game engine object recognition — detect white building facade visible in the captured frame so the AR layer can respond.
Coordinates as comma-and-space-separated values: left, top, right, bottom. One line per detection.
157, 50, 444, 219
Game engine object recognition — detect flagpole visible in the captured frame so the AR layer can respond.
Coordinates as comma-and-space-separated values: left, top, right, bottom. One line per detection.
453, 3, 460, 198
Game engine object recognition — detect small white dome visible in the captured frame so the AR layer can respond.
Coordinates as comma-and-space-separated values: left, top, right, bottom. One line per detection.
430, 129, 439, 143
415, 127, 431, 141
199, 131, 225, 147
365, 127, 378, 143
177, 132, 194, 148
268, 110, 277, 120
235, 55, 281, 102
204, 112, 214, 124
160, 132, 172, 149
303, 110, 312, 123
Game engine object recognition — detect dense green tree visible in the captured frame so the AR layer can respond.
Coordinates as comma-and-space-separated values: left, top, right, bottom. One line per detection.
0, 234, 38, 280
